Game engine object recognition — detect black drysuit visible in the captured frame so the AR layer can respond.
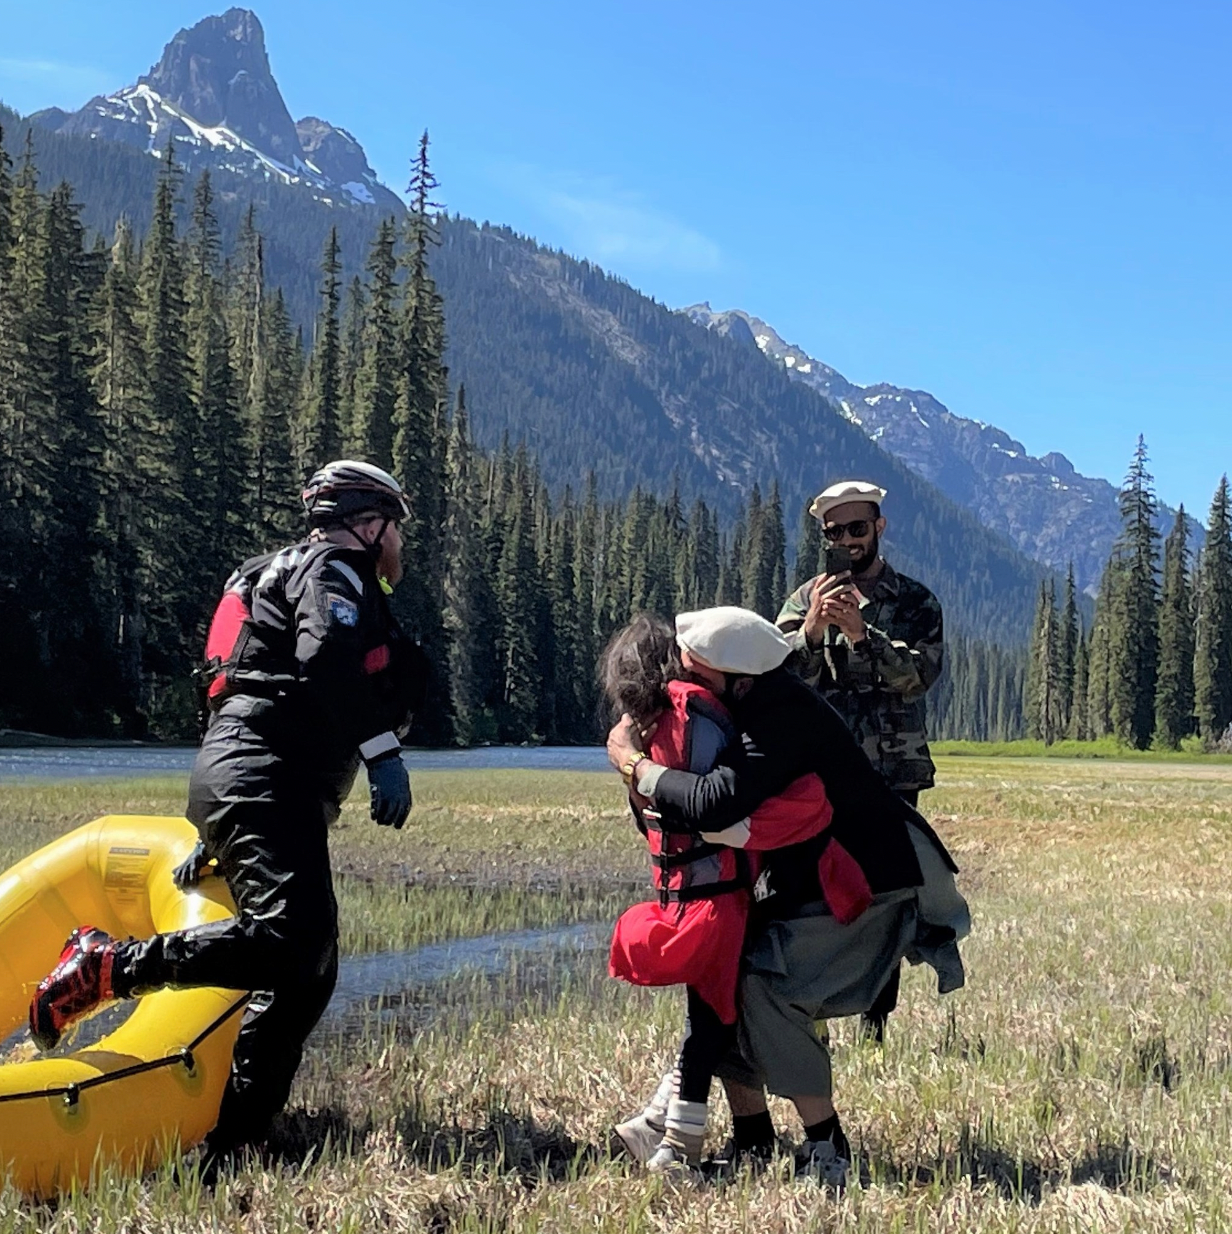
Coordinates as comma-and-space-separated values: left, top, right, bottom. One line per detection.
110, 539, 424, 1153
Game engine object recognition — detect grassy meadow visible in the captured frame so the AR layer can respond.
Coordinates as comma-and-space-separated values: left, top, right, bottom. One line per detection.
1, 757, 1231, 1231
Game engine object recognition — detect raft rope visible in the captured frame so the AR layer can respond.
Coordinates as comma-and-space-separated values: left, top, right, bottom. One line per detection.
0, 993, 250, 1108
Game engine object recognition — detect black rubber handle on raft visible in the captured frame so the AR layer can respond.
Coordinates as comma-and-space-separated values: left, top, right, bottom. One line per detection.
0, 994, 249, 1106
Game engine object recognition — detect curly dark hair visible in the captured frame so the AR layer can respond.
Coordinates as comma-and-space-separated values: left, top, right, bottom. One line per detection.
598, 613, 683, 728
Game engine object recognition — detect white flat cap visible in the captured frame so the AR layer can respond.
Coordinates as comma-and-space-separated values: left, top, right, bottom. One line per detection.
675, 606, 792, 675
808, 480, 887, 523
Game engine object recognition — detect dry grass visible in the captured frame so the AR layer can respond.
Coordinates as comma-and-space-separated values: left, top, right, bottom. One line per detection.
3, 758, 1232, 1230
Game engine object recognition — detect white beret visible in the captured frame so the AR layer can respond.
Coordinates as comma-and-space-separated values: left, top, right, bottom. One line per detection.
675, 606, 792, 675
808, 480, 887, 523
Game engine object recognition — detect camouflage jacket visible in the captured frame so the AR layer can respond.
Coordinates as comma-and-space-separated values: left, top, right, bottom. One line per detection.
776, 561, 943, 791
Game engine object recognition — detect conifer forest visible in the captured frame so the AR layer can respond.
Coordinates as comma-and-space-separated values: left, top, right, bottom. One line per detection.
1024, 440, 1232, 750
1, 122, 1229, 749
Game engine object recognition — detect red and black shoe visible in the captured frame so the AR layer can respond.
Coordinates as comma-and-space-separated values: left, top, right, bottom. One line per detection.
28, 926, 119, 1051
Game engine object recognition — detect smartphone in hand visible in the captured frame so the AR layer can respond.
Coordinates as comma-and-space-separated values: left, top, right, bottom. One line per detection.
822, 543, 854, 579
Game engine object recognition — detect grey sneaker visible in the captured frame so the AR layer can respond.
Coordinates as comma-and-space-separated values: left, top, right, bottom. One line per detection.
611, 1113, 665, 1164
646, 1137, 704, 1180
795, 1137, 849, 1188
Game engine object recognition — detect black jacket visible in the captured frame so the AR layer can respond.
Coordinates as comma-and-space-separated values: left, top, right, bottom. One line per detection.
211, 539, 426, 777
650, 668, 956, 917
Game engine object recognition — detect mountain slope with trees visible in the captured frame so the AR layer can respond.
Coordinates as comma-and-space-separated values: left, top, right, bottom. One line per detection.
1, 98, 1052, 647
687, 305, 1202, 594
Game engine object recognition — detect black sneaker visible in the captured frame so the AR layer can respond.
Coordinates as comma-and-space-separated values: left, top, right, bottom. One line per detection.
708, 1137, 777, 1178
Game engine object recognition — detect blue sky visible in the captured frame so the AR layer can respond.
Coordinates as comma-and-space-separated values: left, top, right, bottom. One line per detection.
3, 0, 1230, 517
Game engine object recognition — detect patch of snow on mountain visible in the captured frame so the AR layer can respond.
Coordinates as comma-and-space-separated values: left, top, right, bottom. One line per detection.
784, 355, 796, 368
755, 335, 770, 350
342, 180, 375, 205
798, 362, 812, 373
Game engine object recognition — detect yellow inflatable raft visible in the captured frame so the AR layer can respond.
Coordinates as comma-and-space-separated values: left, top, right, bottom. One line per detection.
0, 815, 245, 1197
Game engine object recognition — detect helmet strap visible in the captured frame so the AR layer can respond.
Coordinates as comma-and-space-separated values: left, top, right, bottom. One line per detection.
343, 516, 391, 562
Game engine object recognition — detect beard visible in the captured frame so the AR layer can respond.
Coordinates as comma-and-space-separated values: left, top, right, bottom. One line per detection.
377, 537, 404, 586
849, 530, 880, 575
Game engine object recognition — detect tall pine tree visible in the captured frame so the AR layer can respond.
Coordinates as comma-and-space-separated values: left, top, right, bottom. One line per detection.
1195, 477, 1232, 741
1154, 506, 1196, 748
1109, 437, 1160, 749
298, 226, 343, 473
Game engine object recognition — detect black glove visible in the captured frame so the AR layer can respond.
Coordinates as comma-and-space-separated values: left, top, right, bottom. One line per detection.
367, 750, 412, 829
172, 839, 212, 890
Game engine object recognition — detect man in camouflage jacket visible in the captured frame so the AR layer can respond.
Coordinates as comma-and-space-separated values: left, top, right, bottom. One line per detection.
776, 479, 944, 1036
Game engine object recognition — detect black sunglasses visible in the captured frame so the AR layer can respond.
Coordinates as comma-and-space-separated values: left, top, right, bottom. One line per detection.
822, 519, 874, 542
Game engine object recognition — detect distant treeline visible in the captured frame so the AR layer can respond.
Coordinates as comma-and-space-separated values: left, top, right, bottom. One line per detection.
1025, 440, 1232, 750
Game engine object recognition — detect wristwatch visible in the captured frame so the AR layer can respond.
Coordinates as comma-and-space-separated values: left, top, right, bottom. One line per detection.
621, 754, 647, 786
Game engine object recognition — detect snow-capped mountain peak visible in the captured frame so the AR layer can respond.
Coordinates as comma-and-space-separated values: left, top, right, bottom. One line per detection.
29, 8, 400, 214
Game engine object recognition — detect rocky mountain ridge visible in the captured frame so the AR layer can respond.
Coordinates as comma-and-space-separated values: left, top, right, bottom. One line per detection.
29, 8, 400, 214
685, 305, 1199, 592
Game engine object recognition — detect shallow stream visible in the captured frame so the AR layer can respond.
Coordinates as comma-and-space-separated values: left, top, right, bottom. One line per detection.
2, 923, 607, 1062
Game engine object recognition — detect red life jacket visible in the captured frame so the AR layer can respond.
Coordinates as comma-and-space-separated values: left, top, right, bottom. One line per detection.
643, 681, 873, 925
200, 553, 274, 704
641, 681, 747, 907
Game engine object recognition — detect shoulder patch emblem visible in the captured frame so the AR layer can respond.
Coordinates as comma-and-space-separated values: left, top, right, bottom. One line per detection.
328, 594, 359, 627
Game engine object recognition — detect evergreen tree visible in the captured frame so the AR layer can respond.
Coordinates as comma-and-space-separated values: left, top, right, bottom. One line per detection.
0, 132, 53, 541
741, 482, 786, 619
619, 489, 654, 614
719, 513, 746, 606
244, 257, 297, 542
1086, 559, 1116, 739
1155, 506, 1196, 748
1067, 626, 1089, 741
298, 225, 342, 472
347, 216, 399, 467
1109, 437, 1160, 749
187, 171, 244, 580
795, 500, 823, 587
392, 135, 449, 740
1025, 581, 1061, 743
0, 124, 12, 264
137, 145, 199, 729
337, 273, 366, 450
228, 203, 261, 416
1057, 563, 1079, 733
1195, 477, 1232, 740
441, 387, 492, 743
741, 485, 765, 614
90, 217, 154, 725
495, 446, 540, 737
572, 479, 601, 728
36, 182, 109, 726
547, 488, 585, 739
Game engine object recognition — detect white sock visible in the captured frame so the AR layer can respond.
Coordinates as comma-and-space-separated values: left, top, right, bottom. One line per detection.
664, 1096, 708, 1149
641, 1071, 675, 1128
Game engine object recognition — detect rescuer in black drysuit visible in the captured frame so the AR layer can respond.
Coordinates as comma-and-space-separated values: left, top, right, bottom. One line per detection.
30, 460, 428, 1170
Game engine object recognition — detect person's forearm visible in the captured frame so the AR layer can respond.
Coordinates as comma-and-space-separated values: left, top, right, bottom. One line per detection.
781, 627, 835, 686
651, 764, 766, 832
853, 625, 940, 698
